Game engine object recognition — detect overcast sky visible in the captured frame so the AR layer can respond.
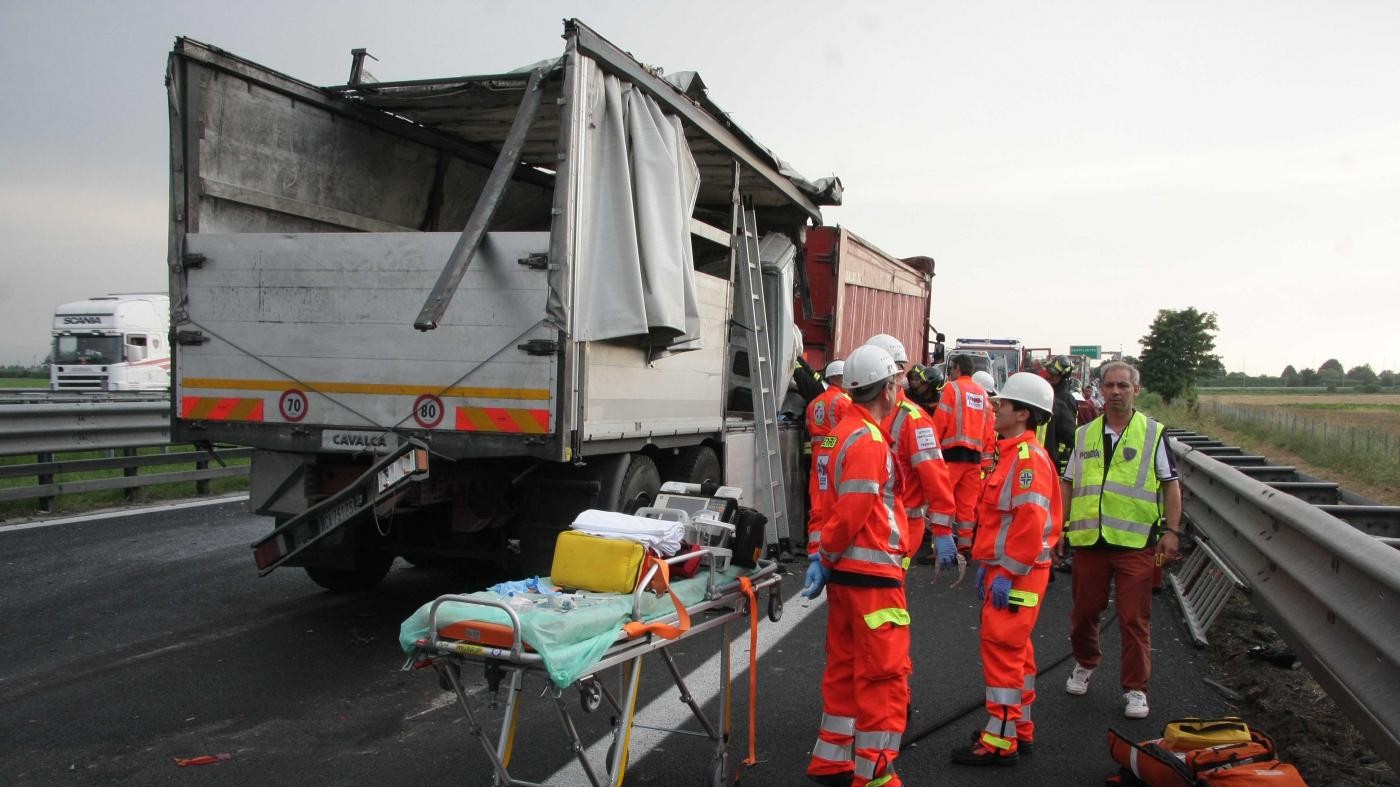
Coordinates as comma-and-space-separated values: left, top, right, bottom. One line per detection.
2, 0, 1397, 374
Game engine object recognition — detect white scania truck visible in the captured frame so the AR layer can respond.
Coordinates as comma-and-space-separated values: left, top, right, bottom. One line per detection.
50, 293, 171, 391
166, 20, 843, 591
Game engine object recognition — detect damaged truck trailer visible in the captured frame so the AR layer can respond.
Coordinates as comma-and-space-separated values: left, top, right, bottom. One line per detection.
166, 20, 841, 590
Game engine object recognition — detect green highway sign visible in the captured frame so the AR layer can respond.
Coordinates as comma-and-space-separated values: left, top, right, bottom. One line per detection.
1069, 345, 1100, 359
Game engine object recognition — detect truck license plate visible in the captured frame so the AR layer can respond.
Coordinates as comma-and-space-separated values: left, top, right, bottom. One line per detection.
377, 451, 420, 494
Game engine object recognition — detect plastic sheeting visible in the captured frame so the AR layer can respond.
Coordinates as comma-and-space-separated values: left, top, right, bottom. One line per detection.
399, 565, 752, 689
571, 64, 702, 350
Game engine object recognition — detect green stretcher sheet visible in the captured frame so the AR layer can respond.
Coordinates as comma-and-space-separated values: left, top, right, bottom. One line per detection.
400, 566, 752, 689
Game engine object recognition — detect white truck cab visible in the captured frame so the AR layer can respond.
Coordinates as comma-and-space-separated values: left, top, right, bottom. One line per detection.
50, 293, 170, 391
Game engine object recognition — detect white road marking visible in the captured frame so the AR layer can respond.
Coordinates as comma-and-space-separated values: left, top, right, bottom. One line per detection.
0, 494, 249, 534
406, 685, 486, 720
545, 588, 825, 784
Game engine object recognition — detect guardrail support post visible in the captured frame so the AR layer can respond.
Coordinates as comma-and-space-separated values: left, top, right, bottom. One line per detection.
123, 448, 140, 502
196, 452, 210, 496
37, 451, 54, 513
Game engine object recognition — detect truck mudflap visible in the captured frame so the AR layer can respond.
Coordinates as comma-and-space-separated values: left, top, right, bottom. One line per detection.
251, 440, 429, 574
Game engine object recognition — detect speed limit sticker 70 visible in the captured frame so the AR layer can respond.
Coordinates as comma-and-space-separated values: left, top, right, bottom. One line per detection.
279, 389, 308, 422
412, 394, 445, 428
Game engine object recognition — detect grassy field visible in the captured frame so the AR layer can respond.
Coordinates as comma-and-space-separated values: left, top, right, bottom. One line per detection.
1152, 393, 1400, 505
0, 377, 48, 388
0, 445, 249, 520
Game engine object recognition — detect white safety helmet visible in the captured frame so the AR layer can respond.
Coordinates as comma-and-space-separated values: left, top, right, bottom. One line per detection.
866, 333, 908, 366
996, 372, 1054, 416
843, 344, 899, 402
824, 359, 846, 379
972, 370, 997, 396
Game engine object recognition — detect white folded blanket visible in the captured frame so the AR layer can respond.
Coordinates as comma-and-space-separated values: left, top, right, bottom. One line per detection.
570, 509, 687, 556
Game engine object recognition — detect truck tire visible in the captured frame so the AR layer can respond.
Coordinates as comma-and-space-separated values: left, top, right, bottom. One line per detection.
304, 552, 393, 593
616, 455, 660, 514
668, 446, 721, 487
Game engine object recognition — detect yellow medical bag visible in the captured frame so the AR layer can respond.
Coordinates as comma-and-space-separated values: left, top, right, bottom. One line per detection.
551, 530, 646, 594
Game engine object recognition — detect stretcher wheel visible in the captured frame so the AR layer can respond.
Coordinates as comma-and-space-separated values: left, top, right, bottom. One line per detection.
707, 750, 729, 787
579, 679, 603, 713
767, 589, 783, 622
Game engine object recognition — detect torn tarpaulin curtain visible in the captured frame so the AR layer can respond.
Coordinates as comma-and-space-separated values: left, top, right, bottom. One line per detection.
572, 67, 702, 350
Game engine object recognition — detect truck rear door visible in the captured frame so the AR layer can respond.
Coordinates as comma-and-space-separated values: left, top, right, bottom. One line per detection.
177, 231, 559, 458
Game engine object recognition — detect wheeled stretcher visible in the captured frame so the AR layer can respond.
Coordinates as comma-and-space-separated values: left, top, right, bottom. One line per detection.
402, 547, 784, 787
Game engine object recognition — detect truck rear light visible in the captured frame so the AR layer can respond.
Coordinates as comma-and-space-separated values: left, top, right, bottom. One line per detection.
253, 538, 285, 570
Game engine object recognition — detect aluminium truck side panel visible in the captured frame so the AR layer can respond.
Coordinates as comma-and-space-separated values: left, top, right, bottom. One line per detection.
798, 226, 932, 370
178, 232, 559, 457
581, 272, 729, 442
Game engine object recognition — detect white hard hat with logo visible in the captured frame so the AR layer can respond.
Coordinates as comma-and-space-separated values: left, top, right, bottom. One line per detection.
996, 372, 1054, 416
866, 333, 908, 365
844, 344, 899, 402
972, 370, 997, 396
824, 359, 845, 379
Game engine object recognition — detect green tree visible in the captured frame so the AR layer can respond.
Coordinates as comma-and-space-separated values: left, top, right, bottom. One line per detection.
1380, 369, 1396, 388
1320, 368, 1344, 391
1346, 364, 1377, 384
1299, 367, 1319, 386
1138, 307, 1221, 403
1320, 358, 1344, 374
1281, 365, 1298, 387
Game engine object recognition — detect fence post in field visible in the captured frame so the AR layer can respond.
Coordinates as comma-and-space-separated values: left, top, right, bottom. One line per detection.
37, 451, 54, 513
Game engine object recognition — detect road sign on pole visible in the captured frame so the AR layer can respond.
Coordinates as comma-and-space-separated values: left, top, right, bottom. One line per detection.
1069, 345, 1101, 359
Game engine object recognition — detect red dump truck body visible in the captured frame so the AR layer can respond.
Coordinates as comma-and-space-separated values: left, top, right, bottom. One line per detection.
797, 226, 934, 371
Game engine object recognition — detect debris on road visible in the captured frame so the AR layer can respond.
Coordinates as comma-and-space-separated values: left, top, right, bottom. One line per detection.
173, 753, 232, 767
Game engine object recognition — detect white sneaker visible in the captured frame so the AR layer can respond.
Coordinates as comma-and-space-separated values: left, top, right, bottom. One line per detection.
1065, 664, 1093, 695
1124, 690, 1150, 719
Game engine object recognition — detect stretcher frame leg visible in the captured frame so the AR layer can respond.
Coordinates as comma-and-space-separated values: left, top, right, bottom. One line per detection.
659, 647, 721, 742
718, 619, 732, 775
496, 670, 524, 772
443, 659, 515, 786
552, 687, 605, 787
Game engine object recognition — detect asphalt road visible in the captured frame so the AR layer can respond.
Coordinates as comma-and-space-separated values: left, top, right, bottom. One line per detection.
0, 501, 1226, 786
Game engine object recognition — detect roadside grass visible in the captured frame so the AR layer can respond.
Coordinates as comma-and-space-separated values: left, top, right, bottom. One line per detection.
0, 445, 250, 519
0, 377, 48, 388
1148, 398, 1400, 505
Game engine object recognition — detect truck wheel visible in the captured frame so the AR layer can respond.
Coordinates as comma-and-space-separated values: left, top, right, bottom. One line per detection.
304, 552, 393, 593
616, 455, 660, 514
668, 446, 721, 487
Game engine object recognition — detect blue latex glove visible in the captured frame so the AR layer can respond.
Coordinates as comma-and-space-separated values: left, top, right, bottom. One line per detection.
934, 535, 957, 568
975, 565, 987, 600
801, 555, 830, 599
990, 576, 1013, 610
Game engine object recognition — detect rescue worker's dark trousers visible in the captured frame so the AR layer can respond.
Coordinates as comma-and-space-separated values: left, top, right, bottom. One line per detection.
807, 583, 910, 787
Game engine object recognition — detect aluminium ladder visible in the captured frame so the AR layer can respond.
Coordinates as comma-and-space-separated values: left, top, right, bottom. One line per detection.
734, 205, 787, 549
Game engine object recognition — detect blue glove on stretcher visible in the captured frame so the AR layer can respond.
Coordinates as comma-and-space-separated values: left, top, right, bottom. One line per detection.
934, 534, 957, 568
990, 575, 1013, 610
801, 555, 830, 600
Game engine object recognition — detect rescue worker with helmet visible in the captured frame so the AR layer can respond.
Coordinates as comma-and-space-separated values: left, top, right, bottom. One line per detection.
802, 344, 911, 787
807, 360, 854, 556
1040, 355, 1080, 472
905, 363, 945, 411
866, 334, 958, 571
934, 354, 995, 552
952, 372, 1063, 767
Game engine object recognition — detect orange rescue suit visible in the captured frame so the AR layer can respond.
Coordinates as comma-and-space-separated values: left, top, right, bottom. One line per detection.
808, 403, 910, 787
881, 392, 956, 548
971, 430, 1063, 755
934, 374, 994, 548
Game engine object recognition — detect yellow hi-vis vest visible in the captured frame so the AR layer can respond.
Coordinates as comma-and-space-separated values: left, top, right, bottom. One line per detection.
1065, 412, 1164, 549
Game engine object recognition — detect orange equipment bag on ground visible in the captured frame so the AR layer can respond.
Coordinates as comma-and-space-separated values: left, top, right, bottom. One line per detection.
1107, 725, 1301, 786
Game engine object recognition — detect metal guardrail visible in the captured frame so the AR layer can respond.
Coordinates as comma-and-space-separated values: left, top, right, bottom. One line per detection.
1170, 433, 1400, 773
0, 400, 171, 455
0, 398, 248, 511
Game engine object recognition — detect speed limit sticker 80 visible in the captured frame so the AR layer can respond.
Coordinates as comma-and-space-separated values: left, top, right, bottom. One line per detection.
412, 394, 445, 428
